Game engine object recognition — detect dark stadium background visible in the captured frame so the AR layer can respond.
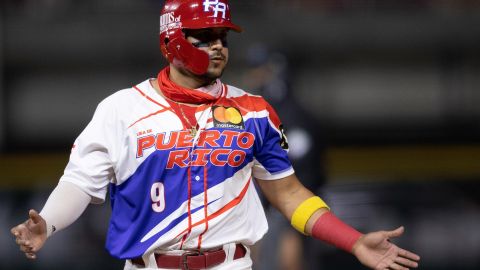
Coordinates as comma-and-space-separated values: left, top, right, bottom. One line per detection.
1, 1, 479, 269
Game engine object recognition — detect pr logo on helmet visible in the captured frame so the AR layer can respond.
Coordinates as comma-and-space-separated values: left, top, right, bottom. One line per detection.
203, 0, 227, 19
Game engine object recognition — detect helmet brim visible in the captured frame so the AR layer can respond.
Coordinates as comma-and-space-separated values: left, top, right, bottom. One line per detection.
182, 20, 243, 33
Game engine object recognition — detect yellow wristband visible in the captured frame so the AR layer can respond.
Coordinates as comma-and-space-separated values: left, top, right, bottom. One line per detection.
291, 196, 329, 234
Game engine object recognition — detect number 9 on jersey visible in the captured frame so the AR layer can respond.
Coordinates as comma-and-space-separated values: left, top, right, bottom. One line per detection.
151, 182, 166, 212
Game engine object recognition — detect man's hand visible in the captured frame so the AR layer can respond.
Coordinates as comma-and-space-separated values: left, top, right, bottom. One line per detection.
11, 209, 48, 260
352, 226, 420, 270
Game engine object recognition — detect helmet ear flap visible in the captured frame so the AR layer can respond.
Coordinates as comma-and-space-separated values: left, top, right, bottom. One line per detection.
163, 29, 210, 75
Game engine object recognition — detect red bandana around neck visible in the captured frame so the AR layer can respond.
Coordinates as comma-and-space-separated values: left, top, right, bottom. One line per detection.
157, 67, 220, 104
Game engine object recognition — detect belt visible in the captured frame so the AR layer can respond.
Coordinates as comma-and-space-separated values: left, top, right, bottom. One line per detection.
131, 243, 246, 270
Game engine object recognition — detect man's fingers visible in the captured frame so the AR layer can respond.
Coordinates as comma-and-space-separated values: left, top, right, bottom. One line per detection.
25, 252, 37, 260
16, 238, 29, 246
20, 245, 33, 253
398, 248, 421, 261
394, 256, 419, 268
11, 224, 26, 237
388, 262, 409, 270
12, 228, 27, 242
12, 212, 43, 260
28, 209, 42, 225
386, 226, 404, 239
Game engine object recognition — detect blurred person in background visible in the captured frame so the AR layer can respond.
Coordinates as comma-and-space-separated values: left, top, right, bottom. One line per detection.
11, 1, 420, 269
242, 44, 327, 270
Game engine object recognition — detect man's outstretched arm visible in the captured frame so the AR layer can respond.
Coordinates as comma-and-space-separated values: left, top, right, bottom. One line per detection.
11, 181, 91, 259
256, 173, 420, 270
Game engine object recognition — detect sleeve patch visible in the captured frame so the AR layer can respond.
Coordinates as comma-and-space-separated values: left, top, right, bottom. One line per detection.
279, 124, 289, 150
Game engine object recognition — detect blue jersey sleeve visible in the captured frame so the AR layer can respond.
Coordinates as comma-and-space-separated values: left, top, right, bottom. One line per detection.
252, 102, 294, 180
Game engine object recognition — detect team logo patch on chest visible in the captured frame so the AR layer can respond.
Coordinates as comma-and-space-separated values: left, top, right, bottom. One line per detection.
212, 106, 245, 130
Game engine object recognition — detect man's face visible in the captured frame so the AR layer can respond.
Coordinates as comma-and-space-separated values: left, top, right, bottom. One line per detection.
185, 28, 229, 79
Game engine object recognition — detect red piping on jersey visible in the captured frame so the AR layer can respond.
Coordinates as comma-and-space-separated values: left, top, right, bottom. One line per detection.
197, 166, 209, 249
131, 85, 178, 128
127, 108, 171, 129
175, 176, 251, 239
180, 165, 194, 249
180, 234, 188, 250
195, 85, 227, 248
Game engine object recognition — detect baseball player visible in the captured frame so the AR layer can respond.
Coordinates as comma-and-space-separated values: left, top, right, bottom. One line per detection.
11, 1, 420, 269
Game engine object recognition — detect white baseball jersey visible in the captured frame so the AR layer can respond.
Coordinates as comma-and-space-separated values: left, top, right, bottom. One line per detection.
59, 79, 294, 259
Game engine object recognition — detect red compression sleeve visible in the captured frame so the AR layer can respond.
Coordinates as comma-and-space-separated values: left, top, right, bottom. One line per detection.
311, 211, 363, 253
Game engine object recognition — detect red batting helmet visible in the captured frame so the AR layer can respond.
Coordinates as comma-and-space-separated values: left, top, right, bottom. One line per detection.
160, 0, 242, 75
